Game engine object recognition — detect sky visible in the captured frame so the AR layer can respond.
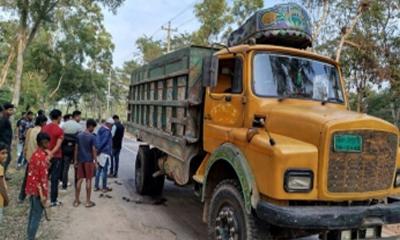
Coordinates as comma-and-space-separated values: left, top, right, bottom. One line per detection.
102, 0, 288, 67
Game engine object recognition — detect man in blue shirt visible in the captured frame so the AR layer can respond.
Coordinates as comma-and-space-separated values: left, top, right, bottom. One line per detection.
74, 119, 97, 208
94, 118, 114, 192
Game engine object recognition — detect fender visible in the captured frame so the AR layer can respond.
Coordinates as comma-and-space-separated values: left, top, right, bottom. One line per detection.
202, 143, 259, 213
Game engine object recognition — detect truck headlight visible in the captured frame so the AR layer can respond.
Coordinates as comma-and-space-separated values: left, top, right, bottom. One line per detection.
284, 170, 313, 193
395, 169, 400, 187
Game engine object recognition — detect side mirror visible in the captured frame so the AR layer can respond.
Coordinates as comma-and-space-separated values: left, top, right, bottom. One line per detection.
203, 56, 219, 87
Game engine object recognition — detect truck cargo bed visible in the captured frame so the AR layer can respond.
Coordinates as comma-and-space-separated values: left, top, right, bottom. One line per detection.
127, 46, 216, 164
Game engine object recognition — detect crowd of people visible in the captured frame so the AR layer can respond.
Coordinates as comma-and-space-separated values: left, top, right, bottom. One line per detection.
0, 102, 125, 240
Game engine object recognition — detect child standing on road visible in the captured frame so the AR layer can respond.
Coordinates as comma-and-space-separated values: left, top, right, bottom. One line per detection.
0, 143, 9, 223
26, 133, 51, 240
74, 119, 97, 208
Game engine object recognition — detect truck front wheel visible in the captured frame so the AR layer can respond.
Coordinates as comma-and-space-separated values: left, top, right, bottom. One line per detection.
208, 179, 272, 240
135, 146, 165, 196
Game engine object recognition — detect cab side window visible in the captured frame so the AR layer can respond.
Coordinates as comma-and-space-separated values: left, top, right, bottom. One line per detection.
212, 58, 243, 94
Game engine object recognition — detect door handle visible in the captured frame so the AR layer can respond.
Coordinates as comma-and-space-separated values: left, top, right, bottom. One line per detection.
225, 95, 232, 102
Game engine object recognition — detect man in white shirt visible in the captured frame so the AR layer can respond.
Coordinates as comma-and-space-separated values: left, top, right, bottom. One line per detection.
62, 111, 83, 134
60, 110, 83, 191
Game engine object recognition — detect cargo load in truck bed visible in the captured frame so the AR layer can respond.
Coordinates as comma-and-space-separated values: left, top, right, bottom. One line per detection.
127, 46, 216, 164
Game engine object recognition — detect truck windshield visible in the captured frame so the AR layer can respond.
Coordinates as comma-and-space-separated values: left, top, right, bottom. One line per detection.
253, 53, 344, 103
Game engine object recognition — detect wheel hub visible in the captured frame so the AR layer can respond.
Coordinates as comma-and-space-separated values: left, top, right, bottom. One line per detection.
215, 206, 239, 240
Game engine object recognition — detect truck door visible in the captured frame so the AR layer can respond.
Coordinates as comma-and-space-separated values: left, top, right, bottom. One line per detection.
204, 55, 245, 151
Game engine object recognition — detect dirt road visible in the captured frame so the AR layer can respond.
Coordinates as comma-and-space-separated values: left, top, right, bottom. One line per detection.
46, 137, 399, 240
47, 137, 207, 240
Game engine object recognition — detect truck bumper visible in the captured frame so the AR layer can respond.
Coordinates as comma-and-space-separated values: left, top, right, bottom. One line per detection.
256, 200, 400, 230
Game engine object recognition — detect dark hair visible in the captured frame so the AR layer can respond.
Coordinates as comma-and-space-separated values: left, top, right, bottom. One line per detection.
112, 115, 120, 120
49, 109, 62, 120
0, 143, 8, 151
3, 102, 14, 110
86, 119, 97, 128
26, 111, 34, 116
72, 110, 81, 118
63, 114, 72, 122
36, 132, 50, 145
37, 110, 45, 116
35, 115, 48, 126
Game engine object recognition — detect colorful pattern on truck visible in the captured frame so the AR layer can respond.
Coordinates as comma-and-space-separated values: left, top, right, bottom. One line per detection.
203, 143, 259, 213
228, 3, 312, 49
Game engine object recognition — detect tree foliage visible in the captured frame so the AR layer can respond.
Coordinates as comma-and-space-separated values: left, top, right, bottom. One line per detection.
0, 0, 122, 115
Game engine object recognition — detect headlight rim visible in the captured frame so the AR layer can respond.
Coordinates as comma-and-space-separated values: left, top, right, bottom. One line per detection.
394, 169, 400, 188
284, 169, 314, 193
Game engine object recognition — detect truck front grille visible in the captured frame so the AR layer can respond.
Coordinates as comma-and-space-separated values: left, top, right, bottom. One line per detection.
328, 130, 397, 193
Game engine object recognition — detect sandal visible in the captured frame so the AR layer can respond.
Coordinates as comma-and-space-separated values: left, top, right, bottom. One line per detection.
73, 200, 81, 207
114, 181, 123, 186
102, 187, 112, 193
85, 201, 96, 208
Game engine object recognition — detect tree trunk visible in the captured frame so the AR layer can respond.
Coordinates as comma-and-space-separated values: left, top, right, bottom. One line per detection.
335, 2, 367, 62
356, 93, 362, 113
312, 0, 329, 43
12, 29, 27, 106
0, 47, 16, 88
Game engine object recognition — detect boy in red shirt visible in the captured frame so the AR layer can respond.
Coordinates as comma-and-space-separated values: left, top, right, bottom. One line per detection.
42, 109, 64, 207
26, 133, 50, 240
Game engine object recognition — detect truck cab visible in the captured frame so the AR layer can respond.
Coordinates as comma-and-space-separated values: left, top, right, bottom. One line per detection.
198, 43, 400, 240
128, 3, 400, 239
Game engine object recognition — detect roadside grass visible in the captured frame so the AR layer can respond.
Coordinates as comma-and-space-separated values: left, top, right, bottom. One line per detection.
0, 166, 57, 240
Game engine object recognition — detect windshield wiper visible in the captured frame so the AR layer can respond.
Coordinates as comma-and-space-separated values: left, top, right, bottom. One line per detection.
278, 92, 309, 102
321, 97, 344, 105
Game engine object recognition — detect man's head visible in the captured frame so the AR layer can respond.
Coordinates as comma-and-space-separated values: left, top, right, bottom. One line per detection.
105, 117, 114, 129
21, 111, 26, 119
63, 114, 72, 122
49, 109, 62, 124
2, 102, 15, 118
86, 119, 97, 133
37, 109, 45, 117
35, 115, 48, 127
36, 132, 50, 150
26, 111, 34, 121
112, 115, 120, 123
72, 110, 82, 123
0, 143, 8, 164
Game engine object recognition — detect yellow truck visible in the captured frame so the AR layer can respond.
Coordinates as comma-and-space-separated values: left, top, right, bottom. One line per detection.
127, 3, 400, 239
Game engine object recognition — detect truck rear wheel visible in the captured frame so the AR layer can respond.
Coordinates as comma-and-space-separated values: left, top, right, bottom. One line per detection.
208, 179, 273, 240
135, 146, 165, 196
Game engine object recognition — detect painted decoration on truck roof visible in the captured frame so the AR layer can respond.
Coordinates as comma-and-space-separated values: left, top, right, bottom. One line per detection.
228, 3, 312, 49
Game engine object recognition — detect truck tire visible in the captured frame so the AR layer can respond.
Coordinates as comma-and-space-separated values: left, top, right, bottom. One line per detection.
135, 146, 165, 196
208, 179, 273, 240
